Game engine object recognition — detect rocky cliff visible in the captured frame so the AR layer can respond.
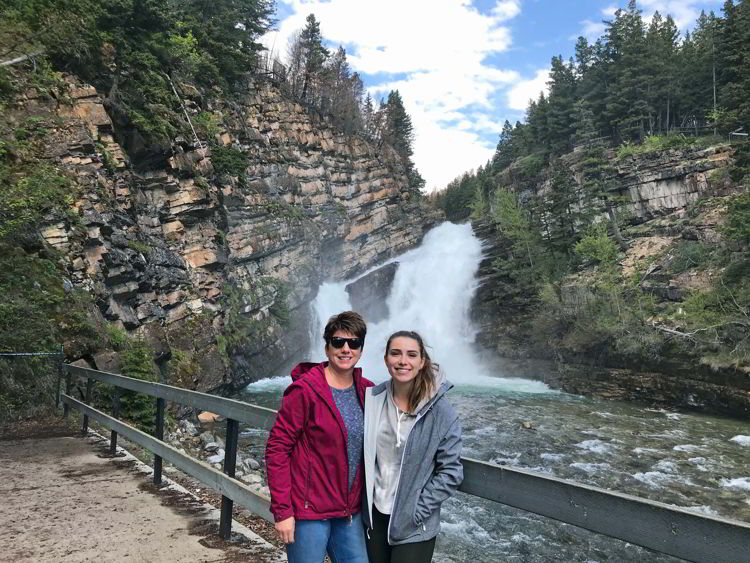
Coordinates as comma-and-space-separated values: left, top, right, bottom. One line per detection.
471, 143, 750, 417
12, 74, 441, 391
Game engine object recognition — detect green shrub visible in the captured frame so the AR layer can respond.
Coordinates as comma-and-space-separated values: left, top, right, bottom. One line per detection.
723, 193, 750, 245
118, 340, 158, 433
0, 67, 15, 102
0, 246, 101, 419
728, 143, 750, 184
575, 223, 617, 267
269, 281, 291, 326
107, 324, 129, 351
668, 241, 711, 274
211, 145, 247, 177
194, 111, 222, 138
616, 134, 710, 159
0, 164, 77, 240
516, 154, 545, 180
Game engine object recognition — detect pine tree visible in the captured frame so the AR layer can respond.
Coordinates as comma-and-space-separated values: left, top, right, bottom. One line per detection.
362, 93, 376, 138
645, 12, 680, 132
492, 120, 516, 172
574, 37, 593, 79
298, 14, 329, 102
543, 159, 582, 253
546, 55, 577, 154
716, 0, 745, 130
604, 1, 650, 141
179, 0, 274, 86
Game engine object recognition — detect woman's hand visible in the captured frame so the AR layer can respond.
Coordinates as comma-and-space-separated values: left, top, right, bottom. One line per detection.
275, 516, 296, 544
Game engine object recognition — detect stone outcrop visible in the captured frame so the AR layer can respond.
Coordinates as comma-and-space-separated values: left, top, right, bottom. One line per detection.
14, 74, 441, 391
614, 145, 734, 220
345, 262, 399, 323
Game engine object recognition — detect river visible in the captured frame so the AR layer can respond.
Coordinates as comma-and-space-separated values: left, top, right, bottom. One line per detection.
238, 222, 750, 562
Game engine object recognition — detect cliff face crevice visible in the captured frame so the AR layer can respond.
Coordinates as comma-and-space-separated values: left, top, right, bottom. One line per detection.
471, 144, 750, 417
20, 75, 441, 391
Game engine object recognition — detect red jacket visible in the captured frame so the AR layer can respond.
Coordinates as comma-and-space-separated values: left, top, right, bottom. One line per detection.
265, 362, 374, 522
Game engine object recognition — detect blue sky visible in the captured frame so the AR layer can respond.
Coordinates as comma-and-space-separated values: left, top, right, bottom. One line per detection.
263, 0, 723, 192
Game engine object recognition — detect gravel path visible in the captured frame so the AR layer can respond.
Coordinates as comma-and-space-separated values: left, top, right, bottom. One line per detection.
0, 429, 285, 562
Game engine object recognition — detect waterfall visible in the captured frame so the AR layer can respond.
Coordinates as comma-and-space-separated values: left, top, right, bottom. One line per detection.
306, 222, 551, 392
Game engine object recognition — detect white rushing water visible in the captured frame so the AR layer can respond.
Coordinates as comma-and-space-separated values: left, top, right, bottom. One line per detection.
250, 222, 551, 392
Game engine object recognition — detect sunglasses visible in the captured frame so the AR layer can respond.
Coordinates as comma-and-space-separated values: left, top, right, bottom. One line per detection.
328, 336, 364, 350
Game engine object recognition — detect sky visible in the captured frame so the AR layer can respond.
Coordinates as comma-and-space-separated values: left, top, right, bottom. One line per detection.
262, 0, 723, 193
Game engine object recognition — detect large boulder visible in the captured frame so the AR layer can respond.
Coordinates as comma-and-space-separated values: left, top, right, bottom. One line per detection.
345, 262, 399, 323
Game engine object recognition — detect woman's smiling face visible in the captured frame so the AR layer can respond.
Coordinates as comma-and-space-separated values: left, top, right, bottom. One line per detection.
325, 329, 362, 372
384, 336, 425, 385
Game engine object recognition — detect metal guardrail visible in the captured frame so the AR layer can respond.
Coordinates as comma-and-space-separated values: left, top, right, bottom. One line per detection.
729, 127, 748, 142
62, 364, 275, 539
1, 348, 65, 409
62, 365, 750, 562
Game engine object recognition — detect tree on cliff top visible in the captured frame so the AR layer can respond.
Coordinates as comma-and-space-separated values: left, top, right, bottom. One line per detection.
379, 90, 424, 192
177, 0, 275, 85
293, 13, 329, 102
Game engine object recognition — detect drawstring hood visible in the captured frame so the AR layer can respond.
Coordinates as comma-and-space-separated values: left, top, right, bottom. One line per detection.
395, 409, 406, 447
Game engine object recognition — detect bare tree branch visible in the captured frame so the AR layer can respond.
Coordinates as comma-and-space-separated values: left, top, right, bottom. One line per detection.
0, 49, 44, 67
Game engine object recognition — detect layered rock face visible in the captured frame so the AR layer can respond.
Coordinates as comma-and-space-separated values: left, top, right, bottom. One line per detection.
614, 145, 733, 220
471, 144, 750, 417
22, 75, 440, 391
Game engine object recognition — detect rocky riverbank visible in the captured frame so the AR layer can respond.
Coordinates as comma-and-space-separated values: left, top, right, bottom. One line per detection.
166, 416, 270, 498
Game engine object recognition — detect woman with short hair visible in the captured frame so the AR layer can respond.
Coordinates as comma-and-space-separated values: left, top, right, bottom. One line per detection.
362, 330, 463, 563
266, 311, 373, 562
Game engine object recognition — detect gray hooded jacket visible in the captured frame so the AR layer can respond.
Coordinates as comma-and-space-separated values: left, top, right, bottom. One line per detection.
362, 376, 463, 545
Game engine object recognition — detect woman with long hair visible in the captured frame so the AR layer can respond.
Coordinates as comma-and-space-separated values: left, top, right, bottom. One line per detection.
266, 311, 373, 562
362, 330, 463, 563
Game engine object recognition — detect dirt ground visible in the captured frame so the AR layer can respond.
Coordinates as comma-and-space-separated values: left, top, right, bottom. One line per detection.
0, 421, 286, 562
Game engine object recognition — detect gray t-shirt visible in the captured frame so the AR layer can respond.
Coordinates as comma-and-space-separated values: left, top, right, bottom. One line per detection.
331, 385, 364, 491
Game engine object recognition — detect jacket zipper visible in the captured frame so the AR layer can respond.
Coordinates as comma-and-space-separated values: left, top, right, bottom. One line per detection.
304, 438, 312, 509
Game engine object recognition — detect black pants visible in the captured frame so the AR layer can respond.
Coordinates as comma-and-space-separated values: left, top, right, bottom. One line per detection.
366, 506, 436, 563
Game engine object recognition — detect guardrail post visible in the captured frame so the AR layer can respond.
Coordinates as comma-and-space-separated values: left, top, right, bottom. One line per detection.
109, 387, 120, 456
56, 350, 64, 409
219, 418, 239, 540
154, 397, 165, 484
63, 368, 72, 418
82, 377, 94, 433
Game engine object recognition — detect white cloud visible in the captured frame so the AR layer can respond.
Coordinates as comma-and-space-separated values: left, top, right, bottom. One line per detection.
574, 19, 607, 41
262, 0, 521, 191
507, 69, 549, 111
492, 0, 522, 21
637, 0, 722, 30
602, 5, 618, 18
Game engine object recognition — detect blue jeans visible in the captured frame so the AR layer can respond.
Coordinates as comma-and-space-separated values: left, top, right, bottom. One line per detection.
286, 513, 368, 563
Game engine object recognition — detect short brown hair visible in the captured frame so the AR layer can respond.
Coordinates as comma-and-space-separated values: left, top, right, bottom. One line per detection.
323, 311, 367, 345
